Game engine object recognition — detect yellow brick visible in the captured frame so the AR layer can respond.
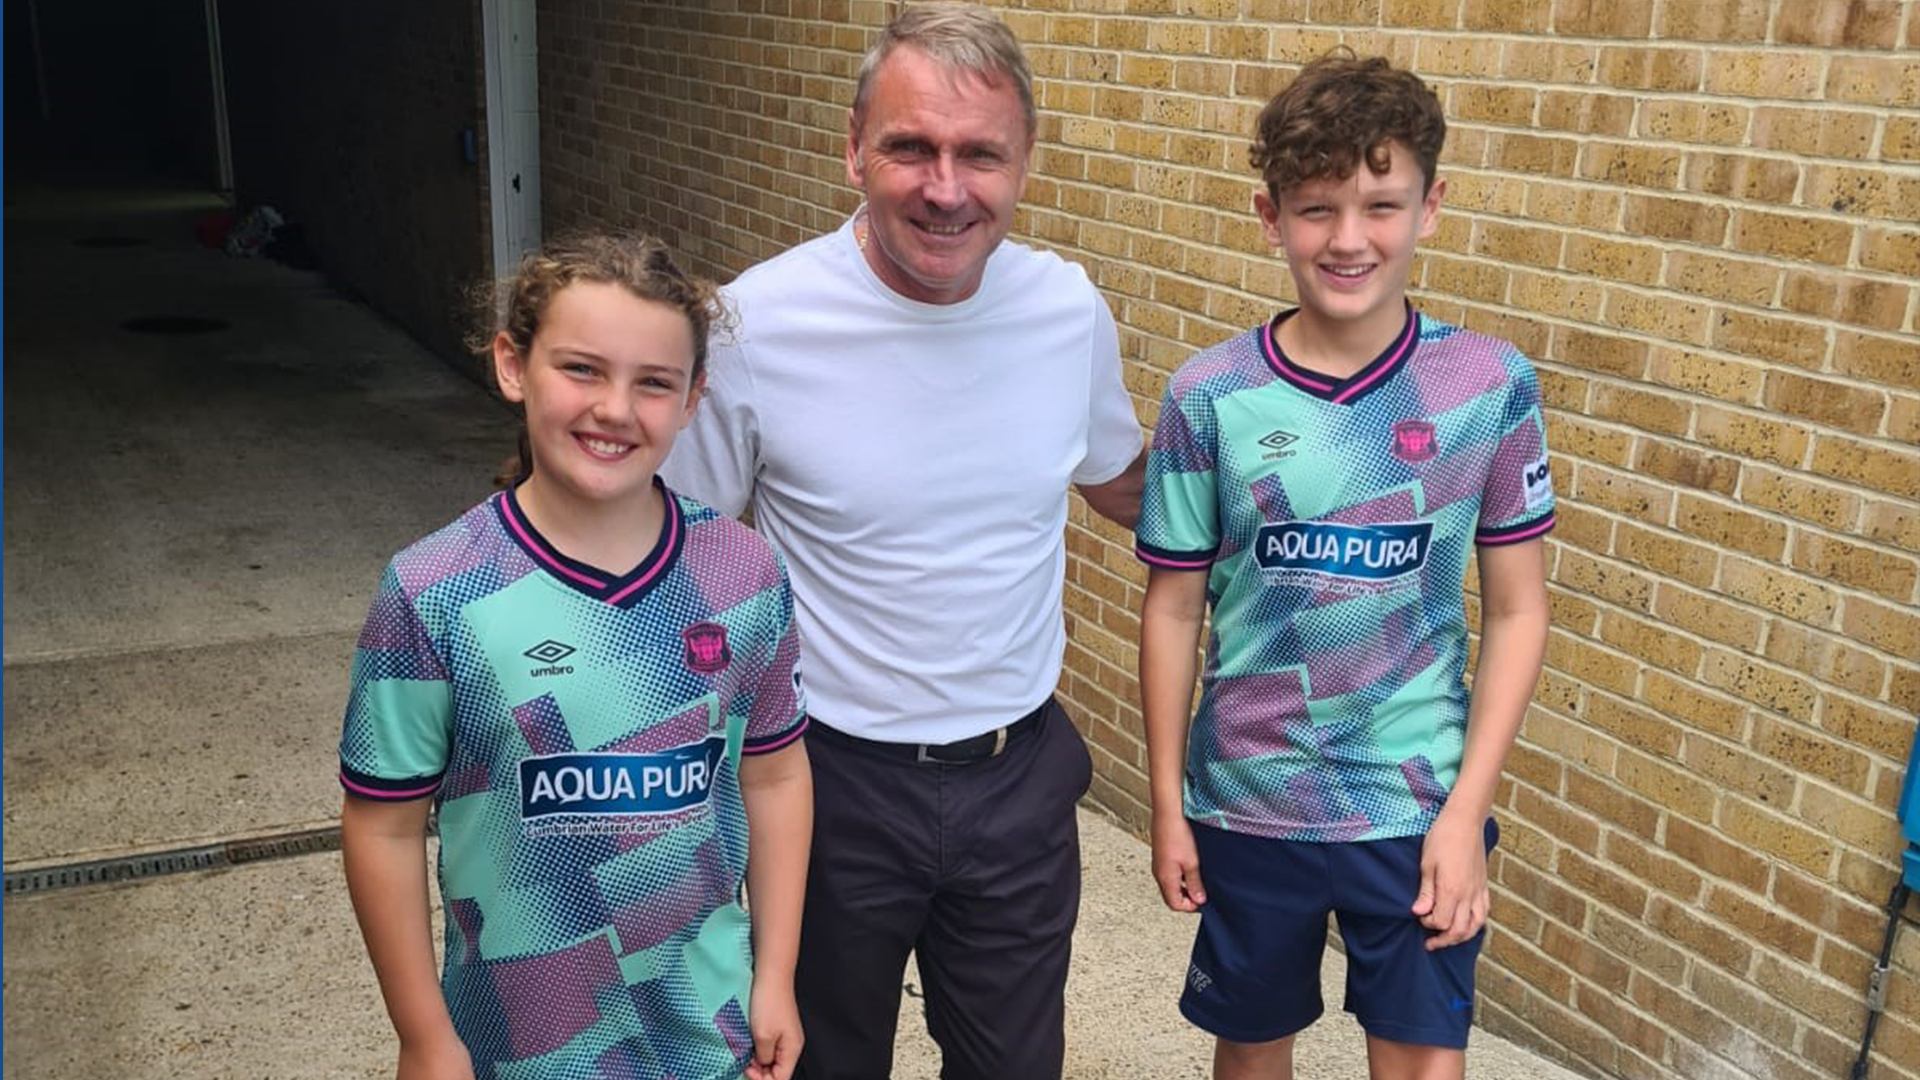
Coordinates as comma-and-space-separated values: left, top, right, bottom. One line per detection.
1146, 20, 1208, 54
1831, 331, 1918, 390
1804, 164, 1920, 222
1096, 17, 1150, 50
1632, 437, 1738, 492
1120, 55, 1174, 91
1776, 0, 1904, 47
1616, 747, 1715, 821
1501, 40, 1598, 83
1719, 554, 1839, 626
1596, 45, 1702, 91
1415, 35, 1503, 77
1751, 106, 1879, 159
1447, 172, 1529, 215
1740, 466, 1862, 532
1623, 194, 1729, 245
1721, 795, 1837, 876
1489, 132, 1580, 177
1682, 732, 1797, 807
1537, 91, 1635, 136
1835, 278, 1911, 333
1811, 434, 1920, 500
1764, 620, 1888, 700
1452, 85, 1539, 127
1732, 209, 1854, 267
1474, 220, 1562, 268
1173, 59, 1232, 97
1861, 498, 1920, 554
1270, 28, 1344, 63
1579, 141, 1683, 189
1757, 715, 1874, 794
1655, 0, 1768, 40
1663, 250, 1777, 307
1422, 253, 1508, 304
1636, 99, 1748, 146
1381, 0, 1459, 28
1560, 237, 1662, 291
1463, 0, 1548, 32
1605, 288, 1710, 345
1827, 54, 1920, 107
1686, 152, 1799, 203
1799, 783, 1904, 853
1554, 549, 1655, 612
1762, 372, 1886, 435
1548, 413, 1632, 465
1841, 594, 1920, 657
1598, 609, 1703, 678
1821, 695, 1919, 762
1708, 48, 1827, 99
1508, 270, 1604, 322
1650, 585, 1762, 652
1645, 348, 1762, 405
1885, 115, 1920, 163
1857, 226, 1920, 275
1677, 493, 1788, 561
1575, 462, 1679, 525
1209, 23, 1271, 60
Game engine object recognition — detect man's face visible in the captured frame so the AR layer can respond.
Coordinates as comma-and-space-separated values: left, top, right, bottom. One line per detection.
1255, 139, 1444, 341
847, 46, 1032, 305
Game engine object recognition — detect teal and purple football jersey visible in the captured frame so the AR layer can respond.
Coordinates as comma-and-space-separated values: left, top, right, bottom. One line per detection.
1136, 306, 1554, 843
340, 480, 805, 1080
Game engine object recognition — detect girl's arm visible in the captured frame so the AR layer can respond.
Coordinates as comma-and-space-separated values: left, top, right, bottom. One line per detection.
1140, 566, 1211, 913
340, 795, 474, 1080
1414, 537, 1550, 949
738, 741, 812, 1080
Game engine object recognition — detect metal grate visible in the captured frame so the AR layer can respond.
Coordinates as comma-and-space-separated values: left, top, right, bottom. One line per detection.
3, 827, 343, 896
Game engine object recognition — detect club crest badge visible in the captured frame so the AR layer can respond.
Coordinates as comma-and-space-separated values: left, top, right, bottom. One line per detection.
1390, 420, 1438, 463
682, 622, 732, 674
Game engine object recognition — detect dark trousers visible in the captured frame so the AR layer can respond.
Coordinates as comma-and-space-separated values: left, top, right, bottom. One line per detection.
792, 700, 1093, 1080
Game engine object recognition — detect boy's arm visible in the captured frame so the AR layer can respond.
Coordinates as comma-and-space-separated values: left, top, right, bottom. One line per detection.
1140, 566, 1211, 912
340, 795, 474, 1080
739, 741, 812, 1080
1415, 537, 1549, 950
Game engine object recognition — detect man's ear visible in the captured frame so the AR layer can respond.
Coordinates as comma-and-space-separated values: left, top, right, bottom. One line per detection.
845, 108, 866, 190
492, 332, 528, 403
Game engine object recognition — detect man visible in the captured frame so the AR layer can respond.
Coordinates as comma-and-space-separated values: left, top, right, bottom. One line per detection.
661, 5, 1145, 1078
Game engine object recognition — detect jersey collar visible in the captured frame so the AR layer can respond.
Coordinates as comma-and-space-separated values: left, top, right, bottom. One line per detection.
494, 478, 685, 608
1260, 300, 1418, 406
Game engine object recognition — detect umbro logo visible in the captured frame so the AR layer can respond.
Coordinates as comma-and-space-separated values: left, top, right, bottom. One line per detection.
525, 640, 576, 677
1259, 429, 1299, 460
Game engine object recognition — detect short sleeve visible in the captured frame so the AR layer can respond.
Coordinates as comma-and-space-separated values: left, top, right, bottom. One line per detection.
661, 291, 759, 518
1475, 354, 1556, 546
1135, 374, 1221, 569
338, 565, 454, 800
741, 554, 807, 755
1073, 295, 1145, 486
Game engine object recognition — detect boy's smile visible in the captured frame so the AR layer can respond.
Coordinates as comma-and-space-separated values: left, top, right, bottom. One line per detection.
1256, 139, 1445, 370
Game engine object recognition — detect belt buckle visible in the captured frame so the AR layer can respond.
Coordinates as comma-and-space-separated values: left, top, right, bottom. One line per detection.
914, 726, 1008, 764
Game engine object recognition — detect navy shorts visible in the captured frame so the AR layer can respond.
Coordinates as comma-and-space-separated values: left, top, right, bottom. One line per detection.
1178, 818, 1499, 1050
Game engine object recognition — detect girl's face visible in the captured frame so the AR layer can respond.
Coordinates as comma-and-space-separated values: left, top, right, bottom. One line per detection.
493, 280, 702, 513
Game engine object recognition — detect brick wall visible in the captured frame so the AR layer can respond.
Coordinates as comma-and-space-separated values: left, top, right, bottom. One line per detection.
221, 0, 492, 362
538, 4, 1920, 1079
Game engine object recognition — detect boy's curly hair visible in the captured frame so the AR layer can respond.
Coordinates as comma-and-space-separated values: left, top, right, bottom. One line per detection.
1249, 50, 1446, 196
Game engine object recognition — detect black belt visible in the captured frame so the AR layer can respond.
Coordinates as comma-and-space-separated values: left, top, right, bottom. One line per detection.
807, 698, 1051, 764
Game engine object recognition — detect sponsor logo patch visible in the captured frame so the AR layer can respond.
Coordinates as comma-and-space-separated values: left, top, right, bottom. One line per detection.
682, 622, 731, 674
1390, 419, 1438, 463
519, 739, 726, 821
1252, 520, 1433, 582
1522, 454, 1553, 510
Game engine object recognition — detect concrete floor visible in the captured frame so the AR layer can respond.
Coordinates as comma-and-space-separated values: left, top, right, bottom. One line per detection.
1, 176, 1586, 1079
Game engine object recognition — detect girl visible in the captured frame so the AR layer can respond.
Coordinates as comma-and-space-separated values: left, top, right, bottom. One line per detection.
338, 233, 810, 1080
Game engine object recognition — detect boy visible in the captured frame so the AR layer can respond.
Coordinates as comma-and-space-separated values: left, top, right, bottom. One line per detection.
1134, 52, 1554, 1080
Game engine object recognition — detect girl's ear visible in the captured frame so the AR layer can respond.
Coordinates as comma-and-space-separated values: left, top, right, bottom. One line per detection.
492, 331, 528, 403
680, 372, 707, 427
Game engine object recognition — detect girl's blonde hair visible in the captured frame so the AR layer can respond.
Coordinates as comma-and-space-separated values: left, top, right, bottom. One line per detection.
471, 232, 723, 486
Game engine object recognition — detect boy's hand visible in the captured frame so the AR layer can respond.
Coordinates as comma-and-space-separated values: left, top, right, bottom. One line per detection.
395, 1033, 475, 1080
746, 977, 803, 1080
1411, 810, 1489, 951
1151, 813, 1208, 912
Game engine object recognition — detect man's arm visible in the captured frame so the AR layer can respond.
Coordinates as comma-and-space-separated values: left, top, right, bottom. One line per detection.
1413, 537, 1549, 949
1076, 444, 1148, 530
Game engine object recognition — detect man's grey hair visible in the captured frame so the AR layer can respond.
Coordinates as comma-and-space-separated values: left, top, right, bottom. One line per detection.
852, 2, 1036, 136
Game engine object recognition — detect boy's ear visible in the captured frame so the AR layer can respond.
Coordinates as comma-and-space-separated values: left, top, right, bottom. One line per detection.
1417, 176, 1447, 240
492, 332, 528, 403
1253, 189, 1284, 248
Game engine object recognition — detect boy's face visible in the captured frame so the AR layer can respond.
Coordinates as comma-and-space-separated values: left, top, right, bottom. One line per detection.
1255, 139, 1444, 339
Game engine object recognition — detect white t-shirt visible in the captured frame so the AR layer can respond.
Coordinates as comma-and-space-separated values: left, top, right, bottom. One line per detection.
662, 213, 1142, 743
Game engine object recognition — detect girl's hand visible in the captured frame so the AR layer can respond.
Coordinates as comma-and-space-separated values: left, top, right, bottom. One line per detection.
1150, 812, 1207, 913
1411, 809, 1489, 951
395, 1032, 475, 1080
745, 978, 803, 1080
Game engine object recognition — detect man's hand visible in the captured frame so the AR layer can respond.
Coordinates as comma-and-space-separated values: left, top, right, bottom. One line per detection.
1410, 810, 1489, 951
1151, 812, 1208, 913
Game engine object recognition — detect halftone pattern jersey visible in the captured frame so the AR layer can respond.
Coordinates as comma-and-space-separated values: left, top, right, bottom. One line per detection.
340, 481, 805, 1080
1136, 307, 1554, 843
